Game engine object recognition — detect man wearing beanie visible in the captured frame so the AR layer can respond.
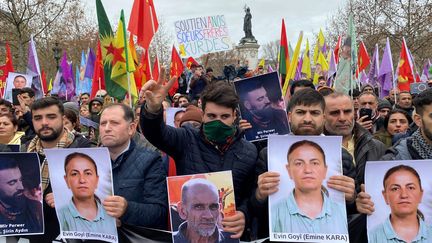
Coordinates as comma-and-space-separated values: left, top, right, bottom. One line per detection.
179, 105, 202, 128
88, 97, 104, 123
377, 99, 392, 118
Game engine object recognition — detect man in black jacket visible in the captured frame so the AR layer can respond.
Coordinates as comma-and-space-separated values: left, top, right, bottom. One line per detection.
141, 68, 258, 240
323, 92, 386, 243
18, 97, 92, 243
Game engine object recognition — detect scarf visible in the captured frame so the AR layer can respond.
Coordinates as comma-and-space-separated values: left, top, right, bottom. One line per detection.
27, 129, 75, 191
411, 129, 432, 160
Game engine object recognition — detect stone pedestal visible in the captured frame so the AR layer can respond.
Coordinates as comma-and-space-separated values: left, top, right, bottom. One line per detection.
236, 42, 260, 70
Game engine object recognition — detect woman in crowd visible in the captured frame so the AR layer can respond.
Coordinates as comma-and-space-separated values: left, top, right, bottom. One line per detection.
369, 165, 432, 242
373, 109, 412, 148
0, 113, 24, 145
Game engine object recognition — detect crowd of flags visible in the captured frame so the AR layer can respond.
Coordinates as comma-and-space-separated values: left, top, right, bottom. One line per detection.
1, 2, 432, 103
277, 14, 432, 98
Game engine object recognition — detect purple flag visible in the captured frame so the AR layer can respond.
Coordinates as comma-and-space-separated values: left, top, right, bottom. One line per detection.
378, 38, 394, 98
359, 70, 369, 84
367, 44, 379, 86
420, 59, 430, 82
26, 35, 44, 99
294, 57, 303, 80
53, 52, 76, 100
267, 64, 274, 73
82, 48, 96, 94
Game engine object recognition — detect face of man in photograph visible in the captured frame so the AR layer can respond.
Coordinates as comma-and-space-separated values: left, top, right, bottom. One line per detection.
289, 103, 325, 135
100, 106, 136, 149
324, 96, 355, 137
32, 105, 64, 141
0, 167, 24, 207
13, 76, 27, 89
383, 170, 423, 218
64, 157, 99, 201
179, 183, 220, 238
244, 86, 272, 119
287, 145, 327, 193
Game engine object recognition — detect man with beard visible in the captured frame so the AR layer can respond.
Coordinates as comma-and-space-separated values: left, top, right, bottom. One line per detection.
20, 97, 91, 242
174, 178, 237, 243
240, 80, 289, 140
0, 158, 42, 234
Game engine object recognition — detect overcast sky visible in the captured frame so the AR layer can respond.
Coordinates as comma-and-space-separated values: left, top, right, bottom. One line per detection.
86, 0, 346, 51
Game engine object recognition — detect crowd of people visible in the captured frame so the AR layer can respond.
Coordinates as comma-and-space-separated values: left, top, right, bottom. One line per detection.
0, 61, 432, 243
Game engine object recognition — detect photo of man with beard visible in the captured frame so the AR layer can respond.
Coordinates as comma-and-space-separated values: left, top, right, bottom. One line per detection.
0, 156, 43, 236
235, 72, 289, 141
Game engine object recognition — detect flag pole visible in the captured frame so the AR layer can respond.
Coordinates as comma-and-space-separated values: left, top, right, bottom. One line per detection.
121, 10, 133, 108
149, 2, 160, 74
391, 37, 397, 103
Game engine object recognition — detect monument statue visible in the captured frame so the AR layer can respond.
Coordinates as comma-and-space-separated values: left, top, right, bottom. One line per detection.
240, 6, 257, 44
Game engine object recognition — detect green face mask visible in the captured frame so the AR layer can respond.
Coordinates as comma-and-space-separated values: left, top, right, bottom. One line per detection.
203, 120, 236, 144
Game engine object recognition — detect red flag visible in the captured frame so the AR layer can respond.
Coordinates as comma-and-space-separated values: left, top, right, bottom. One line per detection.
0, 42, 14, 98
135, 49, 152, 91
397, 37, 414, 92
91, 40, 106, 99
41, 70, 47, 94
186, 57, 199, 69
358, 41, 370, 72
334, 36, 342, 64
152, 56, 159, 81
128, 0, 158, 50
169, 46, 184, 96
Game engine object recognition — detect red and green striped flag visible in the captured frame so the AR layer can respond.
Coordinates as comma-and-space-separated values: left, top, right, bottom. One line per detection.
278, 19, 290, 83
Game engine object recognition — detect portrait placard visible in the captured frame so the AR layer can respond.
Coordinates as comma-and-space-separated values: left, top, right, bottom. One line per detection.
268, 135, 348, 242
45, 148, 117, 243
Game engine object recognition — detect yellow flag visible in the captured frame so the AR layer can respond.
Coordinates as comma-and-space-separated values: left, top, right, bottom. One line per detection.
111, 10, 138, 99
313, 29, 326, 64
301, 39, 311, 79
313, 51, 329, 84
48, 78, 53, 91
283, 31, 303, 95
258, 58, 265, 67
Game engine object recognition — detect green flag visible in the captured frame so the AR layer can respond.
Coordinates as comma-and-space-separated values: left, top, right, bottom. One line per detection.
349, 15, 357, 91
96, 0, 126, 100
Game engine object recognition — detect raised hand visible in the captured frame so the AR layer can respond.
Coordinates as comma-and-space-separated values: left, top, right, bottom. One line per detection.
142, 67, 177, 113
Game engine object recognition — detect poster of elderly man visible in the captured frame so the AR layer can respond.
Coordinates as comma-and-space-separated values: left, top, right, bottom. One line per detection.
167, 171, 239, 243
233, 72, 289, 142
0, 152, 43, 237
45, 148, 118, 243
268, 135, 348, 242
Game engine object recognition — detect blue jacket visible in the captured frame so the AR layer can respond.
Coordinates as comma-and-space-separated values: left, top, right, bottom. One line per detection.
140, 106, 258, 229
112, 139, 168, 229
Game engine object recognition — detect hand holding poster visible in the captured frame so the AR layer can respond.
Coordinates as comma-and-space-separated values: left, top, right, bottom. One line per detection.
268, 135, 348, 242
365, 160, 432, 243
175, 15, 232, 57
45, 148, 118, 243
233, 72, 289, 141
0, 153, 43, 237
167, 171, 239, 243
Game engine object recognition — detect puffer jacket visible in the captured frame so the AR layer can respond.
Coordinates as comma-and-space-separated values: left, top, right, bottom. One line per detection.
140, 105, 258, 235
112, 139, 167, 229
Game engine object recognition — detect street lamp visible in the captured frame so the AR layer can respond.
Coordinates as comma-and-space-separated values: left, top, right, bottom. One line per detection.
52, 42, 61, 70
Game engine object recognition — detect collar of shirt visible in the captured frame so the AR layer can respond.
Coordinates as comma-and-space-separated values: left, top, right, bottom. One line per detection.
287, 189, 333, 219
112, 139, 134, 168
68, 198, 105, 222
383, 215, 428, 242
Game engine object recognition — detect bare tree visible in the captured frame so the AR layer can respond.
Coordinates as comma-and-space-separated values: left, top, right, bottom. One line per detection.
148, 17, 172, 68
261, 40, 279, 68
